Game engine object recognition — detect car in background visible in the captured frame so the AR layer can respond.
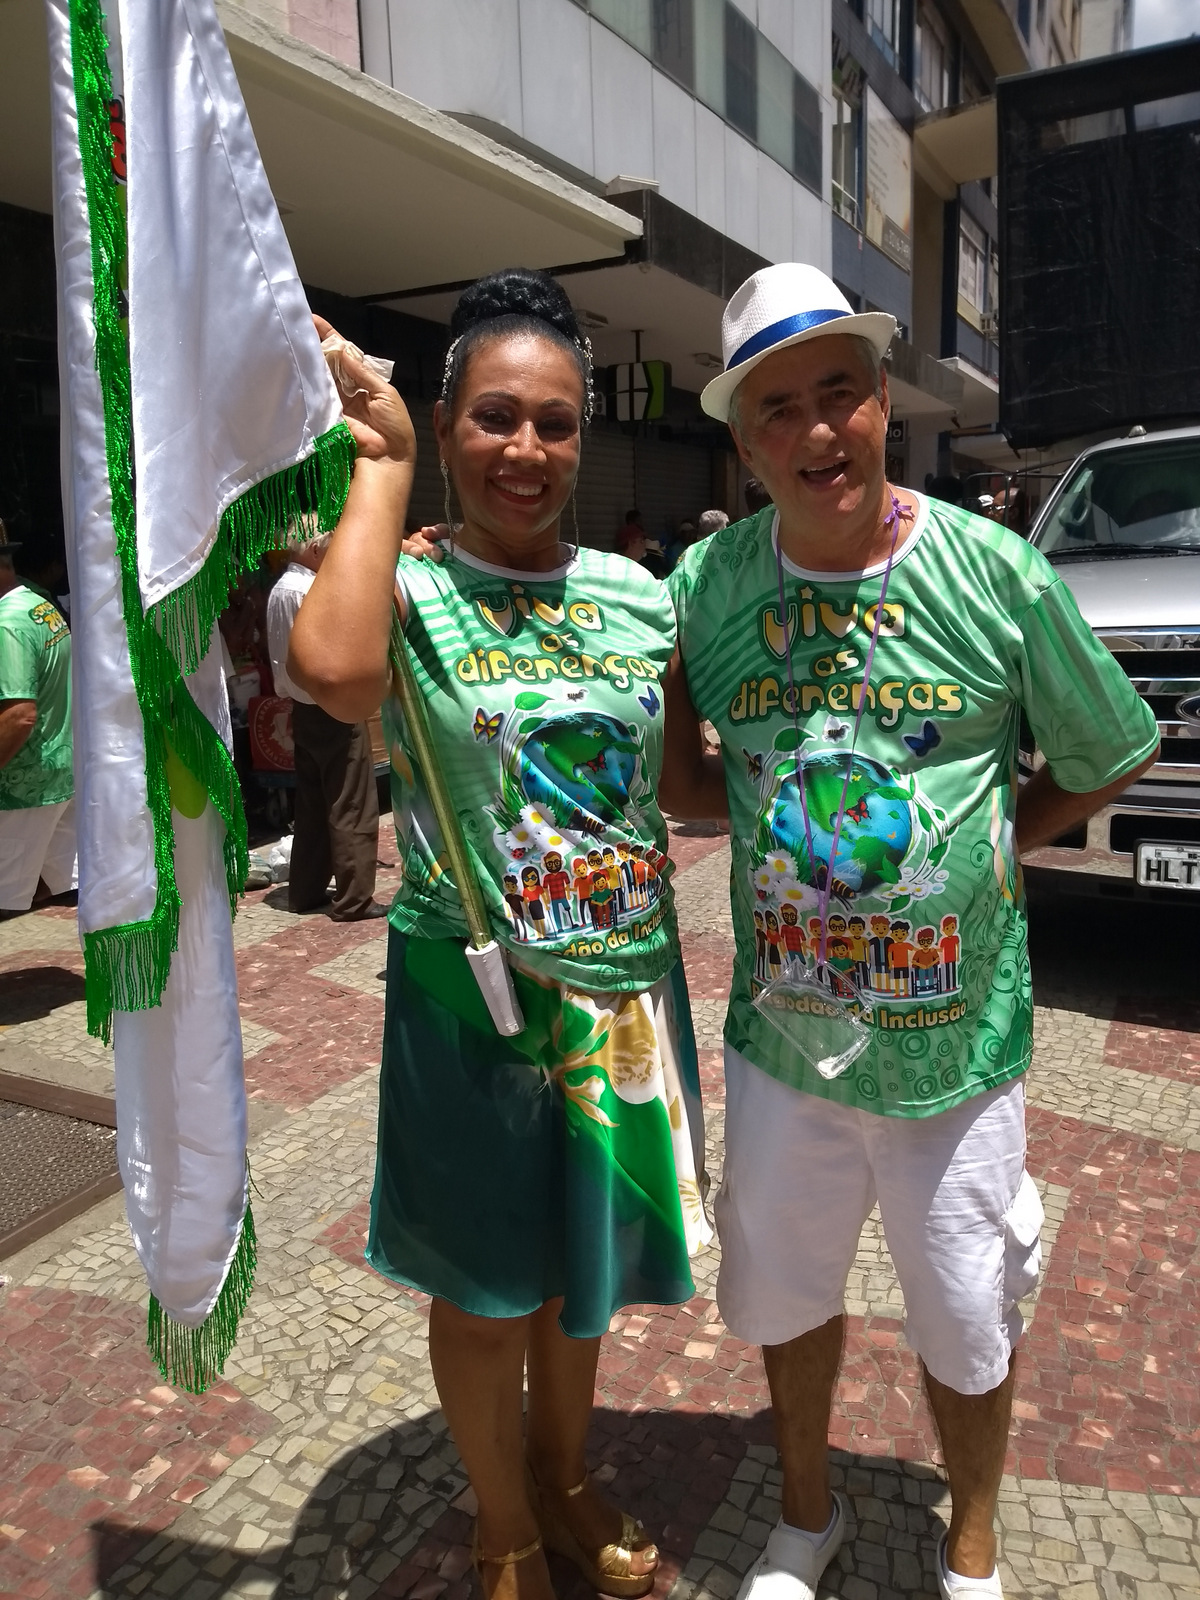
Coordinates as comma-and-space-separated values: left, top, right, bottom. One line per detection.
1019, 426, 1200, 898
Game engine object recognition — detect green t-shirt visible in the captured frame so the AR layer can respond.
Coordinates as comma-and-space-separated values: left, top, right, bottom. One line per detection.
0, 585, 73, 810
668, 496, 1159, 1117
384, 546, 680, 994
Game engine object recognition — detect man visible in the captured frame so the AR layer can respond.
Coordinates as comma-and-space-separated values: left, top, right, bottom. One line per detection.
662, 263, 1159, 1600
0, 525, 76, 914
268, 534, 385, 921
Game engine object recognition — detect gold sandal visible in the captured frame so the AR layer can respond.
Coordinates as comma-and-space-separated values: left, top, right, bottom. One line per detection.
527, 1467, 658, 1598
471, 1528, 544, 1595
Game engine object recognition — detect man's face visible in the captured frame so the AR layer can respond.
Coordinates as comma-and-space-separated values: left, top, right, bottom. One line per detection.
729, 334, 888, 542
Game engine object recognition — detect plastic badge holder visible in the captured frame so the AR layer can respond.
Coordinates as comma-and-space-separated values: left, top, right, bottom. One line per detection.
753, 963, 872, 1080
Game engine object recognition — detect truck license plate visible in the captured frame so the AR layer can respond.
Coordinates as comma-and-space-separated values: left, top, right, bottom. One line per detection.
1136, 842, 1200, 890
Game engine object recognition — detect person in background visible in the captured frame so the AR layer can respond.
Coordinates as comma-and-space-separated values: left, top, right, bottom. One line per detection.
697, 509, 729, 542
744, 477, 773, 515
266, 532, 386, 922
0, 522, 76, 917
926, 474, 966, 507
616, 515, 667, 579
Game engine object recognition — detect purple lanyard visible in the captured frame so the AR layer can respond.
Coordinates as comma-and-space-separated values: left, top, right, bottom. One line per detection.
773, 494, 907, 966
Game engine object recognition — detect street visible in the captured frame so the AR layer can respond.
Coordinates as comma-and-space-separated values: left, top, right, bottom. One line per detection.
0, 821, 1198, 1600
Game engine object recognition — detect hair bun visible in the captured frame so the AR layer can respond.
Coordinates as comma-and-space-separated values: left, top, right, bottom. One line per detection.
450, 267, 582, 346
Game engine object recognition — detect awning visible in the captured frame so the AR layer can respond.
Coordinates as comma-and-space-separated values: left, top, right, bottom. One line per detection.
0, 0, 641, 295
913, 98, 998, 199
939, 355, 999, 429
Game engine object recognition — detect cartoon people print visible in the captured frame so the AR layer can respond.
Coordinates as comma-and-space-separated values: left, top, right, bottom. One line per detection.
587, 849, 615, 929
911, 926, 940, 996
939, 914, 960, 991
740, 734, 961, 1008
485, 692, 667, 949
572, 856, 592, 925
780, 904, 807, 968
765, 911, 783, 980
521, 865, 547, 940
868, 914, 893, 994
503, 874, 529, 941
887, 920, 914, 998
542, 851, 575, 931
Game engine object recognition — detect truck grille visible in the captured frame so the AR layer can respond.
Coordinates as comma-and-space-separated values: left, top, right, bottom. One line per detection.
1099, 632, 1200, 769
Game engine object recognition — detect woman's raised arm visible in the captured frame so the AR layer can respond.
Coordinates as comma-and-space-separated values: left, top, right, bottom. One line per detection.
288, 317, 416, 723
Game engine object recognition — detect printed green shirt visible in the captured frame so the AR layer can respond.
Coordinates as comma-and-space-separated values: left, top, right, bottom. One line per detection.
0, 585, 73, 811
669, 496, 1158, 1117
384, 546, 679, 994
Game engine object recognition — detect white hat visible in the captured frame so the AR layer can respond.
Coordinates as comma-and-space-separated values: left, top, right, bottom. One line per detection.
701, 264, 897, 422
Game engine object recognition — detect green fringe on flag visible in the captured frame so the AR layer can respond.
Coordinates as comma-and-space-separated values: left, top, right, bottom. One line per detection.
150, 423, 356, 679
146, 1203, 258, 1394
69, 0, 354, 1038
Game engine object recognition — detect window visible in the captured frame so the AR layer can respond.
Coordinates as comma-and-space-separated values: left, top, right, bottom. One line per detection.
959, 52, 987, 103
957, 212, 997, 333
757, 33, 793, 171
793, 71, 822, 192
590, 0, 652, 53
867, 0, 902, 67
652, 0, 694, 87
832, 92, 861, 225
693, 0, 726, 116
914, 5, 951, 113
724, 2, 757, 141
585, 0, 824, 193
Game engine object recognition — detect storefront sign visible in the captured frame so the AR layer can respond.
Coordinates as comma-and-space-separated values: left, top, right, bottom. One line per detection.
608, 361, 670, 422
865, 87, 912, 271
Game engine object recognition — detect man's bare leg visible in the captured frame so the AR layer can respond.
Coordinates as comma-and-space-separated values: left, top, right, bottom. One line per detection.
761, 1314, 845, 1533
923, 1354, 1017, 1579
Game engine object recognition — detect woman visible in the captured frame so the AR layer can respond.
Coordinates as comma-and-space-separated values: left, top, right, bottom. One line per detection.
290, 270, 710, 1600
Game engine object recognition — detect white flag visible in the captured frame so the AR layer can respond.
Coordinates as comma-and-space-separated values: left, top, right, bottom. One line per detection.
47, 0, 354, 1390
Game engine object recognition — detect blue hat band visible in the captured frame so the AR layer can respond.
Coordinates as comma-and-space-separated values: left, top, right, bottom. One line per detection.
728, 308, 850, 371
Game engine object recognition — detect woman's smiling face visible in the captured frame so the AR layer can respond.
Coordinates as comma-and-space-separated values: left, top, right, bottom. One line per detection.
435, 331, 584, 564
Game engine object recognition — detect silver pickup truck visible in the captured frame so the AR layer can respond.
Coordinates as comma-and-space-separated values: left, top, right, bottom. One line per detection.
1019, 426, 1200, 897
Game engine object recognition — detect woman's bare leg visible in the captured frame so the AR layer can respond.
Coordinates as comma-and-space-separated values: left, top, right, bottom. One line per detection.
525, 1298, 656, 1578
427, 1297, 554, 1600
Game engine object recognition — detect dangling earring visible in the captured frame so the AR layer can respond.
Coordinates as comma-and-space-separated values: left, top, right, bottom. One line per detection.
441, 459, 456, 554
571, 489, 580, 549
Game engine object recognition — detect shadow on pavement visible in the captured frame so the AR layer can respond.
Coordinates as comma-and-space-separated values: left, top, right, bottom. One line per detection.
0, 963, 86, 1025
92, 1405, 951, 1599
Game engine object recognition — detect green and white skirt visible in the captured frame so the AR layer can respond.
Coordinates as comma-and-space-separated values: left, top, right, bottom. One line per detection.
367, 930, 712, 1337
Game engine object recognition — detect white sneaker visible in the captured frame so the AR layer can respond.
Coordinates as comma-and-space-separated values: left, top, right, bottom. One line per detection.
735, 1497, 846, 1600
935, 1532, 1005, 1599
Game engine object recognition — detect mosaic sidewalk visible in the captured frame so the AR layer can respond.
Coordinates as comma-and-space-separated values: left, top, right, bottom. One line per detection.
1, 821, 1198, 1599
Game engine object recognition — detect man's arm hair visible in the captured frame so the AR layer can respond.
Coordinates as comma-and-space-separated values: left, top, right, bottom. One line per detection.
660, 649, 729, 820
1016, 744, 1159, 855
0, 699, 37, 769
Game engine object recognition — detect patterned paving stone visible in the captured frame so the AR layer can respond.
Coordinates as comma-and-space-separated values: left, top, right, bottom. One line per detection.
309, 937, 390, 1001
4, 823, 1200, 1599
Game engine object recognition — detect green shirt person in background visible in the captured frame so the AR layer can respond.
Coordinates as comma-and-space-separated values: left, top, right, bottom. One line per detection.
661, 264, 1158, 1600
0, 527, 77, 915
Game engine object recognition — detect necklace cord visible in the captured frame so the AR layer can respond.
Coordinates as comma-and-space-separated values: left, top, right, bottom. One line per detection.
772, 493, 908, 965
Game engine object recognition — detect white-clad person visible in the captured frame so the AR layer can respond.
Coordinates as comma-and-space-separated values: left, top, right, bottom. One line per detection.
0, 524, 76, 916
660, 264, 1159, 1600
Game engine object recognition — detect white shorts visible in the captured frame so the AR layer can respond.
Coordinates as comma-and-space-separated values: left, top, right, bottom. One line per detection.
716, 1046, 1043, 1395
0, 799, 78, 910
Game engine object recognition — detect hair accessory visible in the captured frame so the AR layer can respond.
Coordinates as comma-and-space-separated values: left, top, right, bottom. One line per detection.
440, 334, 463, 402
440, 459, 457, 553
702, 264, 897, 422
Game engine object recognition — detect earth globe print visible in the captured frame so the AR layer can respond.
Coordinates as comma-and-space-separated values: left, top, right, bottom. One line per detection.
769, 751, 912, 895
518, 712, 640, 828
